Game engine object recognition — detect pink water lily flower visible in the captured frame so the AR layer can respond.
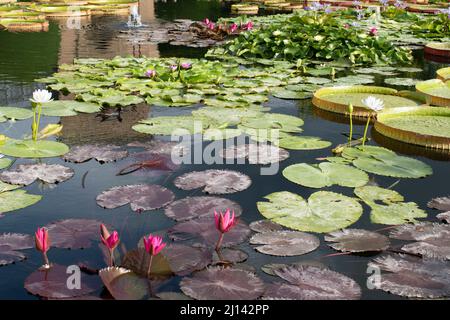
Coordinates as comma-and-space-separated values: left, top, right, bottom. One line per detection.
100, 224, 119, 250
214, 209, 236, 234
241, 21, 253, 31
180, 62, 192, 70
35, 227, 50, 253
145, 69, 156, 78
169, 64, 178, 72
143, 234, 166, 256
229, 23, 238, 33
369, 26, 378, 36
203, 18, 210, 26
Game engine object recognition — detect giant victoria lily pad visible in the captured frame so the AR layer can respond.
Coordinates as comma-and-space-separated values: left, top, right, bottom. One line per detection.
415, 79, 450, 107
250, 231, 320, 256
0, 139, 69, 158
164, 196, 242, 222
325, 229, 390, 253
0, 163, 74, 186
389, 223, 450, 260
0, 189, 42, 213
282, 162, 368, 189
174, 170, 251, 194
0, 233, 34, 266
375, 106, 450, 150
368, 254, 450, 298
219, 143, 289, 164
168, 217, 251, 248
263, 265, 361, 300
63, 144, 128, 163
342, 146, 432, 178
44, 219, 104, 249
96, 184, 175, 212
354, 186, 427, 225
257, 191, 363, 233
180, 267, 265, 300
25, 264, 102, 299
0, 107, 33, 122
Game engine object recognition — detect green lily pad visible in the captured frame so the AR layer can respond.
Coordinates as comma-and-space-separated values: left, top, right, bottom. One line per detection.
203, 128, 243, 141
272, 90, 312, 100
384, 78, 421, 87
41, 100, 101, 116
240, 113, 304, 133
282, 162, 368, 189
342, 146, 432, 178
0, 140, 70, 158
274, 135, 332, 150
354, 186, 427, 225
257, 191, 363, 233
415, 79, 450, 107
0, 158, 12, 170
133, 116, 208, 136
0, 189, 42, 213
0, 107, 33, 122
0, 181, 20, 192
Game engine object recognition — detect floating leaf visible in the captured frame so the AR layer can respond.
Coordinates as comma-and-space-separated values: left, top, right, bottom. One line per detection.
437, 212, 450, 224
99, 267, 147, 300
261, 261, 327, 276
325, 229, 390, 253
41, 101, 101, 117
180, 267, 265, 300
168, 217, 251, 248
164, 196, 242, 222
63, 144, 128, 163
220, 143, 289, 164
117, 152, 177, 177
257, 191, 363, 233
0, 163, 74, 186
263, 266, 361, 300
127, 140, 188, 156
133, 116, 207, 136
384, 78, 420, 87
250, 231, 319, 256
96, 184, 174, 212
0, 190, 42, 213
24, 264, 102, 299
249, 220, 285, 233
0, 158, 12, 170
44, 219, 104, 249
213, 248, 248, 265
0, 107, 33, 122
163, 244, 212, 276
121, 248, 173, 279
354, 186, 427, 225
0, 139, 69, 158
274, 135, 332, 150
174, 170, 251, 195
428, 196, 450, 212
0, 233, 33, 266
368, 254, 450, 298
282, 162, 368, 189
272, 90, 312, 100
240, 113, 303, 133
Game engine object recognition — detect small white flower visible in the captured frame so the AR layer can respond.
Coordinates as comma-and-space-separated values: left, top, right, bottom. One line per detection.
30, 89, 53, 104
361, 96, 384, 112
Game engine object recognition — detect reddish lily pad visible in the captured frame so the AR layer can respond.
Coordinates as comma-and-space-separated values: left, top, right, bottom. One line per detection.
263, 266, 361, 300
127, 140, 188, 156
164, 196, 242, 222
180, 267, 265, 300
63, 144, 128, 163
369, 254, 450, 298
44, 219, 104, 249
428, 196, 450, 211
99, 267, 148, 300
250, 231, 320, 257
219, 143, 290, 164
24, 264, 102, 299
121, 248, 173, 280
0, 233, 34, 266
0, 163, 74, 186
163, 244, 212, 276
249, 220, 285, 233
213, 248, 248, 265
168, 217, 251, 248
117, 152, 178, 177
325, 229, 390, 253
261, 261, 327, 276
96, 184, 175, 212
437, 212, 450, 223
174, 170, 251, 194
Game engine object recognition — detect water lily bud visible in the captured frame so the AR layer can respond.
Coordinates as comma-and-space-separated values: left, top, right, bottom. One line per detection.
348, 103, 353, 113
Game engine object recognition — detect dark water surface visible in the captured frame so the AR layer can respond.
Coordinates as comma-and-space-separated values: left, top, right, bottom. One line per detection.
0, 0, 449, 300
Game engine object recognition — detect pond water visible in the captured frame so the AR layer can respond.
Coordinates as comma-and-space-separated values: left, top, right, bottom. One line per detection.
0, 0, 449, 300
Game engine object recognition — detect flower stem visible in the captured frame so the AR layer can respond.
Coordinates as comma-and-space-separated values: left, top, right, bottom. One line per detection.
348, 111, 353, 146
109, 248, 115, 267
215, 233, 224, 252
362, 114, 371, 146
147, 255, 153, 278
42, 252, 50, 269
32, 104, 37, 141
34, 103, 42, 141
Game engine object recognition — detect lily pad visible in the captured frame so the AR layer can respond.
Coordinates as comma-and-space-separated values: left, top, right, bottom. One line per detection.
168, 217, 251, 248
133, 116, 208, 136
24, 264, 102, 299
325, 229, 390, 253
121, 248, 172, 280
0, 233, 34, 266
180, 267, 265, 300
163, 244, 212, 276
416, 79, 450, 107
250, 231, 320, 256
257, 191, 363, 233
428, 196, 450, 211
0, 163, 74, 186
41, 101, 101, 117
354, 186, 427, 225
240, 113, 304, 133
44, 219, 104, 249
368, 254, 450, 298
0, 157, 12, 170
437, 212, 450, 223
164, 196, 242, 222
384, 78, 420, 87
249, 220, 285, 233
0, 107, 33, 122
174, 170, 251, 195
62, 144, 128, 163
0, 139, 69, 158
96, 184, 175, 212
0, 190, 42, 213
99, 267, 147, 300
263, 265, 361, 300
272, 90, 312, 100
274, 135, 332, 150
220, 143, 289, 164
282, 162, 368, 189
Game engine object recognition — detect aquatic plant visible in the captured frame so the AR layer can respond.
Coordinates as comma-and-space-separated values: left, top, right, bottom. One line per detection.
35, 227, 51, 270
143, 235, 166, 278
100, 224, 120, 267
361, 96, 384, 146
30, 89, 52, 141
214, 209, 237, 251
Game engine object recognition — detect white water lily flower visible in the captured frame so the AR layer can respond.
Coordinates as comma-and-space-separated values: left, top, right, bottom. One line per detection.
361, 96, 384, 112
30, 89, 53, 104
